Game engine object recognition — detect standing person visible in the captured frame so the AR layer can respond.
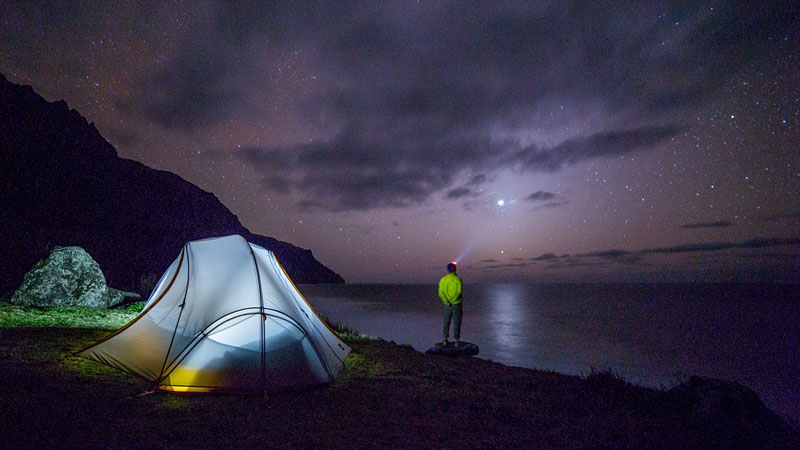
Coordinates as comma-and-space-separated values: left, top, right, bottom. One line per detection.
439, 261, 463, 347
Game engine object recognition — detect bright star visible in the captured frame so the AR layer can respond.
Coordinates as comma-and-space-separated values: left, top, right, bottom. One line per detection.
497, 199, 505, 206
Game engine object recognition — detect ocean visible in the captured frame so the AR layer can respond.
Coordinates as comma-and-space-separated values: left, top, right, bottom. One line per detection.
299, 283, 800, 427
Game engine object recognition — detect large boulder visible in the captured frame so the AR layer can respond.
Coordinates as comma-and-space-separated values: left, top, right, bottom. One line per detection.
10, 246, 125, 308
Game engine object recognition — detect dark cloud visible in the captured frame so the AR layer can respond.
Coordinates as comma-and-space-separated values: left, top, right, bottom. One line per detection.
533, 200, 570, 211
580, 249, 643, 264
530, 253, 561, 261
122, 4, 281, 129
526, 191, 556, 202
239, 134, 462, 210
730, 252, 800, 260
641, 237, 800, 254
467, 174, 488, 186
480, 262, 535, 271
759, 212, 800, 222
479, 259, 499, 263
573, 237, 800, 263
584, 249, 632, 258
445, 174, 488, 201
545, 259, 607, 270
446, 187, 476, 199
238, 123, 681, 210
526, 190, 569, 211
131, 47, 243, 130
478, 237, 800, 273
508, 125, 680, 172
681, 220, 733, 229
122, 2, 793, 209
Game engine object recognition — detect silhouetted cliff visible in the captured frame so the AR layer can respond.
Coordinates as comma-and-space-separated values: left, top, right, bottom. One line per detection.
0, 73, 344, 294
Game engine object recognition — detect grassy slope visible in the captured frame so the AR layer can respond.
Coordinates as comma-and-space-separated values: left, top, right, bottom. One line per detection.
0, 306, 798, 449
0, 302, 144, 328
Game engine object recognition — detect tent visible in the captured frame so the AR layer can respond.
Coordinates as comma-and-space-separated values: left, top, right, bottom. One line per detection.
78, 235, 350, 393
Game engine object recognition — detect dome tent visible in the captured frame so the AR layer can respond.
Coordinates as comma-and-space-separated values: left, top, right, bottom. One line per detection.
79, 235, 350, 393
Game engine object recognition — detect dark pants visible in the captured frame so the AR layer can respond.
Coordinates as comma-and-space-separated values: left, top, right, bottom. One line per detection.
442, 303, 462, 340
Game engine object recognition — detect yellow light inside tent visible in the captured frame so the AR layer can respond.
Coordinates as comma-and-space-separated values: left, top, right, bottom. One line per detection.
159, 385, 215, 393
159, 366, 220, 392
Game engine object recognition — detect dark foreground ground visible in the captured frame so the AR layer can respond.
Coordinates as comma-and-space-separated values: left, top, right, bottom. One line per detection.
0, 328, 797, 449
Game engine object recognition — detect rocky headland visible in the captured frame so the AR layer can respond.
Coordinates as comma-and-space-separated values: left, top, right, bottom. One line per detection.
0, 73, 343, 296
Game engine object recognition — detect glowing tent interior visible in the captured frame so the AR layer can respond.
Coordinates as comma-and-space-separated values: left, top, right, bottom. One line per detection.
78, 235, 350, 393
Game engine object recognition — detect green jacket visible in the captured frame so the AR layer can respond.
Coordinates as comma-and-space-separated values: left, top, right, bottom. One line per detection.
438, 273, 462, 305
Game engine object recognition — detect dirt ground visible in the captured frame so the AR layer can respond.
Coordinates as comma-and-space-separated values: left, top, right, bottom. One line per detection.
0, 327, 797, 449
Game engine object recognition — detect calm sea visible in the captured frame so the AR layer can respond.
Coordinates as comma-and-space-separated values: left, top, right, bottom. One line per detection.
299, 283, 800, 427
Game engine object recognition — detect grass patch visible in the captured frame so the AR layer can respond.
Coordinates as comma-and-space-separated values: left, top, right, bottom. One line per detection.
339, 352, 388, 380
0, 302, 366, 340
0, 302, 138, 329
321, 314, 373, 341
120, 301, 146, 313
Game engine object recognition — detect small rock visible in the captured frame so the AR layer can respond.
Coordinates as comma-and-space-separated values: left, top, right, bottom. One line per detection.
10, 246, 124, 308
425, 341, 480, 357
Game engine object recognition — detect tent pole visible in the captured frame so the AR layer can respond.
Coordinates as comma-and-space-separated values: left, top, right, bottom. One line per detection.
156, 243, 191, 385
245, 237, 267, 394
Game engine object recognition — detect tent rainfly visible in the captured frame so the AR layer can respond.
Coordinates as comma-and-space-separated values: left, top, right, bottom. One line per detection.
79, 235, 350, 393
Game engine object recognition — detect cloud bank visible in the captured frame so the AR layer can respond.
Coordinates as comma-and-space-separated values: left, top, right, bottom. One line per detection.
681, 220, 733, 229
123, 1, 793, 210
476, 237, 800, 272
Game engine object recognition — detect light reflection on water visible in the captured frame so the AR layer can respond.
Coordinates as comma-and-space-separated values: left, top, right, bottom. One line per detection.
300, 282, 800, 426
484, 283, 529, 360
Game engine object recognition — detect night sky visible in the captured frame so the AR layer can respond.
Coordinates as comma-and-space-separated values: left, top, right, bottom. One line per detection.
2, 1, 798, 283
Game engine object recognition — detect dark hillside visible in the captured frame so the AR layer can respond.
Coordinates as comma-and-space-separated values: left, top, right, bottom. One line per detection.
0, 73, 344, 294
